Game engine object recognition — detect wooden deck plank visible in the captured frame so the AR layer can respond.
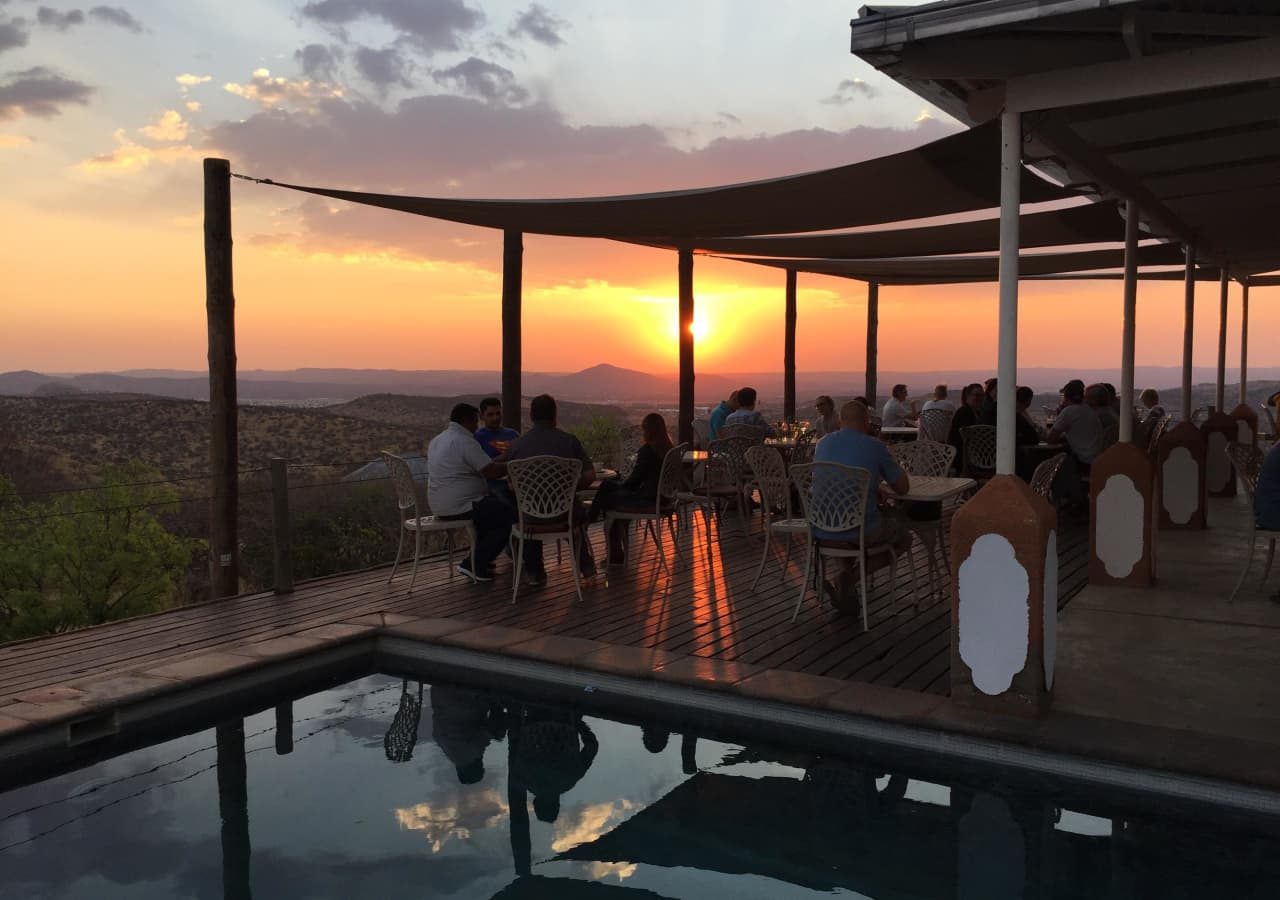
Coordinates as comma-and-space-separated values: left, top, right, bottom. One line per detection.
0, 509, 1091, 702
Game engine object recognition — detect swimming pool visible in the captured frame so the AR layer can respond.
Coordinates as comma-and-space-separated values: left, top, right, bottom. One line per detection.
2, 671, 1278, 898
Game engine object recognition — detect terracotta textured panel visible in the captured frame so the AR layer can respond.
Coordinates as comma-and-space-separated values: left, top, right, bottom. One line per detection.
949, 475, 1056, 716
1089, 443, 1156, 587
1158, 421, 1207, 530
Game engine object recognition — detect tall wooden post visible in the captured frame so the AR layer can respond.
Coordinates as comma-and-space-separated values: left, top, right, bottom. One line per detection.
501, 229, 523, 431
677, 249, 695, 447
1181, 246, 1194, 421
1216, 269, 1228, 413
204, 158, 239, 599
1239, 279, 1249, 405
216, 719, 252, 900
864, 280, 879, 406
783, 269, 797, 422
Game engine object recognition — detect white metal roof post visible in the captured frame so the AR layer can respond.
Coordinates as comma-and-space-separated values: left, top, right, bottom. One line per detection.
1088, 199, 1156, 588
1181, 246, 1195, 422
1228, 279, 1261, 452
1118, 202, 1140, 444
995, 111, 1020, 476
1216, 270, 1229, 413
947, 110, 1057, 716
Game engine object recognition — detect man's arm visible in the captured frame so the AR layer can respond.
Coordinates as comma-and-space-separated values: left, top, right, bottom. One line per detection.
464, 440, 505, 480
889, 471, 911, 495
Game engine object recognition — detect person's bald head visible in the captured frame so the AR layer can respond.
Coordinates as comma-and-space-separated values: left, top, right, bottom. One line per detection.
839, 400, 869, 432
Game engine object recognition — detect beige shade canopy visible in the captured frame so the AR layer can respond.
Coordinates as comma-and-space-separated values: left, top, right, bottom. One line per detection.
729, 241, 1187, 285
637, 201, 1126, 258
245, 121, 1074, 239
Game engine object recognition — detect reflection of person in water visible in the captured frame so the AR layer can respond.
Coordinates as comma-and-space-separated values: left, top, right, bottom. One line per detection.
431, 684, 504, 785
641, 726, 670, 754
509, 705, 599, 823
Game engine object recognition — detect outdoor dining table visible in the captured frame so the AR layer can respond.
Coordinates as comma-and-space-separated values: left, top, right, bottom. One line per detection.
880, 426, 919, 441
682, 450, 709, 463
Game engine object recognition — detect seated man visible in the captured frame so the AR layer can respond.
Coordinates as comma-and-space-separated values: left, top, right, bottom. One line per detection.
813, 395, 839, 437
1014, 386, 1045, 482
1139, 388, 1165, 422
426, 403, 511, 582
1257, 442, 1280, 533
474, 396, 519, 458
814, 401, 911, 610
977, 378, 998, 426
1048, 382, 1102, 509
922, 384, 955, 413
1049, 382, 1103, 468
723, 386, 776, 435
708, 390, 739, 441
881, 384, 916, 427
506, 394, 597, 584
1086, 383, 1119, 445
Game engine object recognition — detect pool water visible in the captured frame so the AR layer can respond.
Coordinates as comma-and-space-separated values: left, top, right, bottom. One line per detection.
2, 673, 1278, 899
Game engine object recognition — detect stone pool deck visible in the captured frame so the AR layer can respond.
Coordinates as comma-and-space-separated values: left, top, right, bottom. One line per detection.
1, 499, 1277, 797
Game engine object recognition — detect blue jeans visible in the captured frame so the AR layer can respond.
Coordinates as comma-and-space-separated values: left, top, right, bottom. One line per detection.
443, 495, 515, 574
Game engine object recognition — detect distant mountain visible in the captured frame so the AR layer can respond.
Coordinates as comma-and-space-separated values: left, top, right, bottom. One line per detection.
5, 364, 1280, 405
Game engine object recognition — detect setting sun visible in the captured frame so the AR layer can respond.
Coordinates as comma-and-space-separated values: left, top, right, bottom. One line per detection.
689, 318, 710, 342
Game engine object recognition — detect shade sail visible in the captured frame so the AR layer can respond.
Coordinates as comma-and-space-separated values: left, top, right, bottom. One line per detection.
638, 201, 1125, 258
247, 121, 1074, 238
729, 242, 1186, 285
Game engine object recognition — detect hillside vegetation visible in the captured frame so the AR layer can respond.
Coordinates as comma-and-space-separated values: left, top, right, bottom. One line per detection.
0, 392, 628, 491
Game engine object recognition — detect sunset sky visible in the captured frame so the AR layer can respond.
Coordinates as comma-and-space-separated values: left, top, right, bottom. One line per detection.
1, 0, 1274, 376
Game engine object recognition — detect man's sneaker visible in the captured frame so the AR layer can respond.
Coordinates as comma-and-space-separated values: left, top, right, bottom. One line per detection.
457, 562, 493, 583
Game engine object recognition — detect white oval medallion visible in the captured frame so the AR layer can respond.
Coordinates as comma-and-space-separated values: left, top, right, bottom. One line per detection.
958, 533, 1029, 696
1206, 431, 1230, 492
1162, 446, 1198, 525
1097, 474, 1144, 578
1044, 529, 1058, 691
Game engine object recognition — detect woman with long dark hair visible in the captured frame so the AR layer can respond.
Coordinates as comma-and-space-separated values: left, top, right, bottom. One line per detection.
593, 413, 675, 564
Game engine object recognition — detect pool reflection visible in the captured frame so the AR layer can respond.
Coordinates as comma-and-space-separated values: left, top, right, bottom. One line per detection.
2, 673, 1278, 899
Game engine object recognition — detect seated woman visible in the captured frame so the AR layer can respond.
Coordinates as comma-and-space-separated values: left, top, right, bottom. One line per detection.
947, 383, 985, 458
592, 413, 674, 564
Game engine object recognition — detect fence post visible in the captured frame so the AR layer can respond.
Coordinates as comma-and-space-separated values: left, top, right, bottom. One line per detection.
270, 458, 293, 595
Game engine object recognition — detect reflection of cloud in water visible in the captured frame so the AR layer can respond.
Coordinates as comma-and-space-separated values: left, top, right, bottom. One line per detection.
395, 788, 508, 853
589, 860, 639, 881
552, 799, 636, 855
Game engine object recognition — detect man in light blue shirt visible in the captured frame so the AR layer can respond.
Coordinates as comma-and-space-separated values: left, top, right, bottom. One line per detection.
814, 400, 910, 544
708, 390, 738, 441
812, 400, 911, 612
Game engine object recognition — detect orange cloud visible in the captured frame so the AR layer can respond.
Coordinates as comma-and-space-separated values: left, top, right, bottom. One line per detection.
224, 68, 343, 109
139, 109, 189, 142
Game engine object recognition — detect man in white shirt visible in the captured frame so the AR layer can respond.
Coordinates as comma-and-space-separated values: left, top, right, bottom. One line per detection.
1049, 383, 1103, 466
427, 402, 510, 582
921, 385, 955, 413
881, 384, 916, 427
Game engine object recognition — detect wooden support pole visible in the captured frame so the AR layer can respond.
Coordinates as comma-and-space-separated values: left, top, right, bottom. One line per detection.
204, 157, 239, 599
864, 280, 879, 406
678, 249, 695, 447
501, 229, 523, 431
270, 457, 292, 595
1216, 268, 1228, 412
216, 719, 253, 900
274, 702, 293, 755
1119, 200, 1139, 443
1240, 279, 1249, 405
783, 269, 797, 422
1181, 245, 1195, 421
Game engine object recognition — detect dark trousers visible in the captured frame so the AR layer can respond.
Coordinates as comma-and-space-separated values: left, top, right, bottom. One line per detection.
444, 495, 515, 573
592, 482, 652, 558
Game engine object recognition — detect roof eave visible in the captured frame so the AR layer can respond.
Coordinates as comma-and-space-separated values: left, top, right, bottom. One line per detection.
850, 0, 1138, 52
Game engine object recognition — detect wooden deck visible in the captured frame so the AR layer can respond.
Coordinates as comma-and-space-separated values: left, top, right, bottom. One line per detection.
0, 512, 1090, 705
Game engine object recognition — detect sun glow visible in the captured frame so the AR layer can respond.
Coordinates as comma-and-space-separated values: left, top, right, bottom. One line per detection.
689, 318, 710, 342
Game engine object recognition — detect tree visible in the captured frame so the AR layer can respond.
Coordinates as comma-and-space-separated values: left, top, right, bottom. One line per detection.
573, 415, 624, 469
0, 463, 204, 642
